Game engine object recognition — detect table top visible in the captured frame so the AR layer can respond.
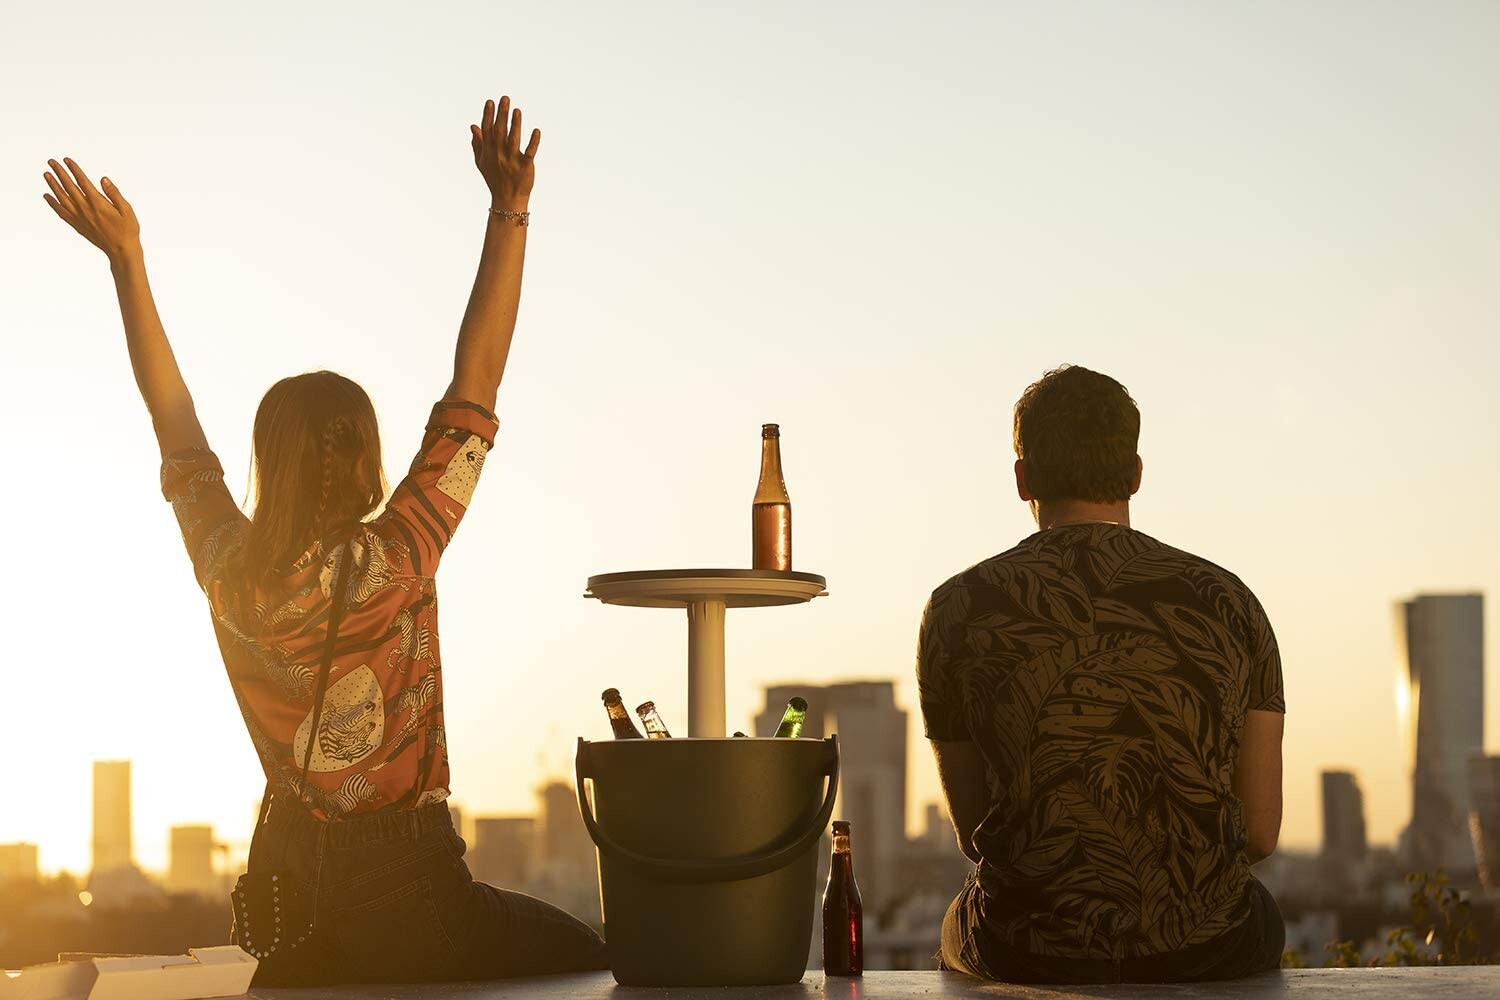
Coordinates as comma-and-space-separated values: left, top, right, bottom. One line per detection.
585, 568, 828, 609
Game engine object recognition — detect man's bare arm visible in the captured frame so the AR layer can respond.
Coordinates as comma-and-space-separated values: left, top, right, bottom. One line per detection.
1233, 709, 1285, 864
933, 740, 989, 864
447, 96, 540, 411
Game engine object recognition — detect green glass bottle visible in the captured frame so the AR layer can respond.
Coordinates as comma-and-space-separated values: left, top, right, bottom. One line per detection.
773, 696, 808, 738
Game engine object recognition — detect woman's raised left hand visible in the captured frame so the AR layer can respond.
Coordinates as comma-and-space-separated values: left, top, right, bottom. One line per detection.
42, 157, 141, 264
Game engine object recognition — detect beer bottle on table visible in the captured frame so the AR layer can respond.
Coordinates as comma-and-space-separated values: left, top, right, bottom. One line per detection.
601, 688, 644, 739
822, 820, 864, 976
773, 696, 808, 738
636, 701, 673, 739
752, 423, 792, 571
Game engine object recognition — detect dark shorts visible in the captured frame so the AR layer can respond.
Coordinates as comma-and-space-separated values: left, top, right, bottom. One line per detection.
236, 793, 608, 987
939, 872, 1285, 984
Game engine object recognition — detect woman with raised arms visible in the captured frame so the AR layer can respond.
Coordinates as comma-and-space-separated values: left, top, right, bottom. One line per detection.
41, 96, 608, 987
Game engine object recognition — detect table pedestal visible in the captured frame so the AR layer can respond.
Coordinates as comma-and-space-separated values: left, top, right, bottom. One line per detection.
585, 569, 828, 737
686, 600, 727, 737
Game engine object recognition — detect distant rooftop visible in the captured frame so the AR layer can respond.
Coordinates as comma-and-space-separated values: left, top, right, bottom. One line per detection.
247, 967, 1500, 999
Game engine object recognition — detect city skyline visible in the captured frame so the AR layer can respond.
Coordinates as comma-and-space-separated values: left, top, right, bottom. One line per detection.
8, 647, 1490, 883
4, 2, 1499, 874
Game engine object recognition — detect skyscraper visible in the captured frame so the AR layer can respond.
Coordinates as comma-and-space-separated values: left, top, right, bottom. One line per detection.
537, 781, 595, 878
91, 760, 133, 874
1467, 754, 1500, 891
1320, 770, 1367, 861
469, 817, 535, 888
167, 825, 218, 897
1396, 593, 1484, 875
756, 680, 908, 910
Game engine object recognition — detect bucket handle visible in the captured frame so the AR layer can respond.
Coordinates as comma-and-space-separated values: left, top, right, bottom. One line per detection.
575, 736, 840, 885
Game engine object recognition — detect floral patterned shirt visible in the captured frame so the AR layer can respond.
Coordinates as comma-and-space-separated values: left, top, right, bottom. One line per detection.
917, 523, 1284, 959
161, 399, 499, 821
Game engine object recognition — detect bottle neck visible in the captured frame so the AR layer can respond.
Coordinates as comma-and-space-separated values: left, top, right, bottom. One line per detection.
755, 437, 789, 503
833, 832, 851, 855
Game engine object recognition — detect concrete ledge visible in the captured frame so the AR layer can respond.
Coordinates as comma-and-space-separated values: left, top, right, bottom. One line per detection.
247, 967, 1500, 999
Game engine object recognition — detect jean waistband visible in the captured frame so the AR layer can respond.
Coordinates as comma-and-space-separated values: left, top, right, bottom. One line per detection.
265, 793, 453, 850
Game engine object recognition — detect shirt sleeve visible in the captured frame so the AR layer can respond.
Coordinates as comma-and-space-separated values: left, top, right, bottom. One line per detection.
372, 399, 500, 577
1244, 589, 1286, 713
917, 588, 972, 741
160, 448, 247, 590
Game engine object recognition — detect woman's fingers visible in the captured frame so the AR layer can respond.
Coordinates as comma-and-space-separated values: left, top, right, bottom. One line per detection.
43, 169, 73, 209
101, 176, 132, 215
481, 98, 494, 140
509, 107, 523, 152
49, 158, 88, 207
64, 157, 104, 203
42, 192, 70, 219
525, 128, 541, 159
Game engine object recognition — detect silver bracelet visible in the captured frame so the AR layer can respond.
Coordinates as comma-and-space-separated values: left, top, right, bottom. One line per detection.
488, 207, 530, 226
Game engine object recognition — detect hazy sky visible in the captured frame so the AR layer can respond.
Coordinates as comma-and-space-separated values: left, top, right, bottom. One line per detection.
3, 2, 1497, 876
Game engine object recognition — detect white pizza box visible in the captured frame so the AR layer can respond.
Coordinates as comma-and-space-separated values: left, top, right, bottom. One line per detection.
0, 946, 256, 1000
0, 958, 94, 1000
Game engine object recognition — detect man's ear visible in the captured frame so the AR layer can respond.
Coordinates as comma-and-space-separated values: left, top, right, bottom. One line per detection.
1015, 459, 1034, 502
1130, 455, 1143, 496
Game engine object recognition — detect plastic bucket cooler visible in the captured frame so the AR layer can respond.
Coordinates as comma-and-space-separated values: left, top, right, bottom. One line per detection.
575, 735, 840, 987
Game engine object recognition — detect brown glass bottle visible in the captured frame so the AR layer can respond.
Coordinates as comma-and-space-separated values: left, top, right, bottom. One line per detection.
752, 423, 791, 571
822, 820, 863, 975
601, 688, 644, 739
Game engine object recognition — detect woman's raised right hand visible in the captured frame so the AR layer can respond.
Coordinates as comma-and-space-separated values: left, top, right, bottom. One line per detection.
471, 96, 540, 210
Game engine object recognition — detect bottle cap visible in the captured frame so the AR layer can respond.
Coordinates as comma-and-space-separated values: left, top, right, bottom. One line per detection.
636, 701, 656, 714
601, 688, 620, 702
761, 423, 780, 437
832, 820, 851, 834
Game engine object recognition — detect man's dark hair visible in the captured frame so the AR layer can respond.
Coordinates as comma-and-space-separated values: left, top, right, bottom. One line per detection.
1012, 365, 1140, 503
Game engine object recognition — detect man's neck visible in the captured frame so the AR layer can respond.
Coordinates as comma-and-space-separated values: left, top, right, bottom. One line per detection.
1033, 499, 1131, 530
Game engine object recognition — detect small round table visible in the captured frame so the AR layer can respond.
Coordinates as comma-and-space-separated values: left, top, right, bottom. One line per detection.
585, 569, 828, 737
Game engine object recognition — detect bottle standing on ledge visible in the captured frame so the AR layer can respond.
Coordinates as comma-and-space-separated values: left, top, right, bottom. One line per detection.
752, 423, 792, 571
822, 820, 864, 976
636, 701, 673, 739
773, 696, 808, 738
602, 688, 644, 739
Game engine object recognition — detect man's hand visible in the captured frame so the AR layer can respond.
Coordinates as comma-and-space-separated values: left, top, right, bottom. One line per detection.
471, 96, 540, 210
42, 157, 142, 264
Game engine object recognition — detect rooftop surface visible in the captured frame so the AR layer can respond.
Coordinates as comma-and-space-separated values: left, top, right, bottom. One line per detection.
249, 967, 1500, 999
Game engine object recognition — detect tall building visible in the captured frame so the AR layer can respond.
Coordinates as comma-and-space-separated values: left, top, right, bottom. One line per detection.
1467, 754, 1500, 891
533, 782, 601, 926
167, 825, 219, 897
756, 681, 908, 911
537, 781, 595, 878
469, 817, 534, 888
0, 843, 40, 884
1395, 593, 1484, 875
92, 760, 133, 874
1321, 771, 1368, 861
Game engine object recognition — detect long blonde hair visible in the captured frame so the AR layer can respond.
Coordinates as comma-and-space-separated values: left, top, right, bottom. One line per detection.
229, 371, 388, 601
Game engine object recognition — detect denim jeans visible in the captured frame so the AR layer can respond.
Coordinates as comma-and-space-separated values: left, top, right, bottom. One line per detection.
235, 793, 608, 986
939, 871, 1285, 984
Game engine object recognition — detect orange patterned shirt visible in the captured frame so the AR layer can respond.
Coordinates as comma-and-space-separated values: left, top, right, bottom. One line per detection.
161, 399, 499, 820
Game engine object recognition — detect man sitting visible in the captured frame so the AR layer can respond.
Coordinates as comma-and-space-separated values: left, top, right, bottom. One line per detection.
918, 365, 1285, 983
